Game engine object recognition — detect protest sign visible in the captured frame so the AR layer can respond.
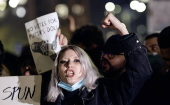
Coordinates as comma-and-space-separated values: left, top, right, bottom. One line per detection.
25, 12, 61, 74
0, 75, 42, 105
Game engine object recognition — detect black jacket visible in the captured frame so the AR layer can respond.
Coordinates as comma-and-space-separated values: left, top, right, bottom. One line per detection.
45, 34, 152, 105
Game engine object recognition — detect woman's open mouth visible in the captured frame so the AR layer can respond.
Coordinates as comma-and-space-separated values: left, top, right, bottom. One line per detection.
66, 70, 74, 77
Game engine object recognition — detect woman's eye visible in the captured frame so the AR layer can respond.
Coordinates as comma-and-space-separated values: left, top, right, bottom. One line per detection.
60, 60, 67, 64
74, 59, 80, 62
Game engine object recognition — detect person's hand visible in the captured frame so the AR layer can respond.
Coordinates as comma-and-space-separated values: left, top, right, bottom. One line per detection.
56, 29, 68, 47
101, 13, 129, 36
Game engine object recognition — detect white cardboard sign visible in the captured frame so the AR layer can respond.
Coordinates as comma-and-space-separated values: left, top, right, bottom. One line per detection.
0, 75, 42, 105
25, 12, 61, 74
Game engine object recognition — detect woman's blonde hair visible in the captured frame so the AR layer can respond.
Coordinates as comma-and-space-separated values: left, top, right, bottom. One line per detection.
47, 45, 100, 102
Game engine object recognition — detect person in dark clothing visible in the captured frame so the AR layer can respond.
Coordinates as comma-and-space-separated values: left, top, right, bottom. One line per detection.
0, 40, 11, 76
152, 26, 170, 105
99, 34, 125, 79
158, 26, 170, 75
3, 51, 18, 76
0, 40, 18, 76
131, 26, 170, 105
45, 13, 152, 105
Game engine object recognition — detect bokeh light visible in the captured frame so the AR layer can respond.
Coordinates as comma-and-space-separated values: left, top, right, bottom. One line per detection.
72, 4, 84, 15
105, 2, 115, 12
115, 5, 121, 14
0, 1, 6, 11
139, 0, 150, 3
16, 7, 26, 18
9, 0, 19, 8
130, 0, 139, 10
0, 10, 6, 18
120, 11, 131, 23
55, 4, 68, 19
18, 0, 27, 5
136, 2, 146, 12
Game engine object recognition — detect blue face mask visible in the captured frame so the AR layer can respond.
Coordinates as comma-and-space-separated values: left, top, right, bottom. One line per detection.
58, 78, 84, 92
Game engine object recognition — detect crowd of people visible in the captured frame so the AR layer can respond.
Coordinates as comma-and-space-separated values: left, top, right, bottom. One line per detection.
0, 12, 170, 105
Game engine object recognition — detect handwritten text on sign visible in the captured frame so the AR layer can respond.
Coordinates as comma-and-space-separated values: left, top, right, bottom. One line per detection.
2, 85, 35, 100
0, 75, 42, 105
27, 18, 58, 39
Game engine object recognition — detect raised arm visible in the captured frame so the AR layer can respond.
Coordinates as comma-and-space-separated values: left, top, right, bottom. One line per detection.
101, 13, 152, 105
101, 13, 129, 36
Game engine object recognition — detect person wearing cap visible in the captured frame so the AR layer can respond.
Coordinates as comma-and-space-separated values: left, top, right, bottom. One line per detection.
45, 13, 152, 105
99, 34, 125, 79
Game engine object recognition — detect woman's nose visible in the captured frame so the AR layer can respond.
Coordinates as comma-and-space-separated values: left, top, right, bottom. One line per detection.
67, 61, 73, 68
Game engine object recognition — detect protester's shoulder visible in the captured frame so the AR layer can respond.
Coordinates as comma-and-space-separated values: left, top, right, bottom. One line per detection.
119, 33, 139, 41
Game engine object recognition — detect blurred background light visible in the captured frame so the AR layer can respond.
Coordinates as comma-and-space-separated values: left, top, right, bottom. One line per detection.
130, 0, 139, 10
55, 4, 68, 19
115, 4, 121, 14
136, 2, 146, 12
0, 0, 156, 55
105, 2, 115, 12
72, 4, 84, 15
0, 0, 7, 1
0, 1, 6, 11
0, 10, 6, 18
137, 24, 146, 34
9, 0, 19, 8
121, 11, 131, 23
139, 0, 150, 3
18, 0, 27, 5
16, 7, 26, 18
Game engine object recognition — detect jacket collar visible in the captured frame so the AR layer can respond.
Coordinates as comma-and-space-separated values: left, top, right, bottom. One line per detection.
78, 86, 94, 100
55, 86, 95, 105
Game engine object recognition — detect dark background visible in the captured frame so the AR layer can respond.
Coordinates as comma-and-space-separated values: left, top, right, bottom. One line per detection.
0, 0, 160, 56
